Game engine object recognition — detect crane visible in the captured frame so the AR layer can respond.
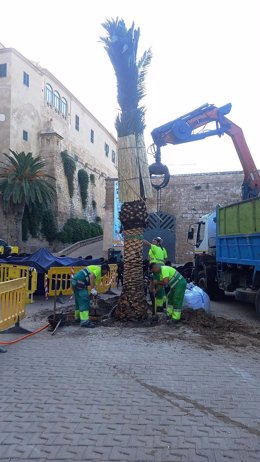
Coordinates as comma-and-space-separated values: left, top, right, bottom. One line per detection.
150, 103, 260, 200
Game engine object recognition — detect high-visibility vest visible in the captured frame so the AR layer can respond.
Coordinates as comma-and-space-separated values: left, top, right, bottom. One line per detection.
160, 266, 177, 281
149, 244, 166, 264
87, 265, 102, 283
162, 247, 168, 260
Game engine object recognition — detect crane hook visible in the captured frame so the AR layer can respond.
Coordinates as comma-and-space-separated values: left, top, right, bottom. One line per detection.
148, 145, 170, 190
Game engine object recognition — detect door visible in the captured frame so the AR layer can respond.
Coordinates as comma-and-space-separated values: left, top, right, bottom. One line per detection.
143, 212, 176, 262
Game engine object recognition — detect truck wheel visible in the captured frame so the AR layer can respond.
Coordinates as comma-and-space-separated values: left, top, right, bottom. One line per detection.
198, 271, 225, 300
208, 286, 225, 301
198, 271, 207, 291
255, 289, 260, 319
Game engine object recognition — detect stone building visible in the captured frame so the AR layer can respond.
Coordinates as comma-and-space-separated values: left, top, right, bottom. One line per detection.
103, 171, 244, 263
0, 44, 117, 246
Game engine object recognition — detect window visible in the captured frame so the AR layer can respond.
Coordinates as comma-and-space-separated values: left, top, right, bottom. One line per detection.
23, 71, 29, 87
0, 63, 7, 77
104, 142, 109, 157
45, 83, 68, 119
90, 129, 94, 143
196, 221, 205, 247
112, 150, 116, 163
45, 83, 53, 105
61, 97, 67, 118
75, 115, 79, 131
53, 91, 60, 112
23, 130, 28, 141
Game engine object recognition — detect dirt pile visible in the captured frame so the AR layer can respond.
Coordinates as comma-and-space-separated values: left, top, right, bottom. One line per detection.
182, 309, 241, 333
181, 308, 260, 336
93, 296, 118, 317
175, 309, 260, 349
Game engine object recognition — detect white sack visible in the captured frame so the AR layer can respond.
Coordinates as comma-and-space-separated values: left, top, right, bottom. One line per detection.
183, 283, 211, 313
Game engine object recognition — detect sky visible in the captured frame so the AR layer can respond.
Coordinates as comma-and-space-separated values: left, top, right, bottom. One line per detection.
1, 0, 259, 174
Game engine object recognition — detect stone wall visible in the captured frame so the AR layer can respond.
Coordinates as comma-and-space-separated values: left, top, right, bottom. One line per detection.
0, 200, 17, 244
103, 171, 244, 263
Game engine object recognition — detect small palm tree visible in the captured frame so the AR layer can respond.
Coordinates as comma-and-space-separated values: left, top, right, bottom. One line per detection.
101, 18, 152, 320
0, 150, 55, 248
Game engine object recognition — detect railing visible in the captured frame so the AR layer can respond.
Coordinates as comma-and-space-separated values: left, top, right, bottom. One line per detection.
0, 278, 26, 332
46, 264, 117, 297
0, 264, 38, 303
56, 236, 103, 257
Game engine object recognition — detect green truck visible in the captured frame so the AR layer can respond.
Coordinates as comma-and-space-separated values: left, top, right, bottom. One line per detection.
191, 196, 260, 317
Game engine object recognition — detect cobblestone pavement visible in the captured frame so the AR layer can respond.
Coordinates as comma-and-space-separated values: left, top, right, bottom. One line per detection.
1, 305, 260, 461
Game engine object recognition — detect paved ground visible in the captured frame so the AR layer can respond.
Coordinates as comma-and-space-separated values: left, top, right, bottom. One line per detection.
1, 296, 260, 462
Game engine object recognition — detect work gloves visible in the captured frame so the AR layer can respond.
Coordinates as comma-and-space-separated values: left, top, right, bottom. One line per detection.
90, 288, 98, 296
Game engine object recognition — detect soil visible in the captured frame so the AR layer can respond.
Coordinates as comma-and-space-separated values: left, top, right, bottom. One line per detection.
153, 309, 260, 351
101, 304, 260, 351
28, 297, 260, 351
94, 296, 119, 317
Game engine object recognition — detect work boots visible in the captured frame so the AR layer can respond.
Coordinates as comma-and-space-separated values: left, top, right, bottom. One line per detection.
80, 320, 96, 328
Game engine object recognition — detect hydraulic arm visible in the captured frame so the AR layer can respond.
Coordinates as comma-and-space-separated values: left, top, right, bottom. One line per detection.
151, 103, 260, 200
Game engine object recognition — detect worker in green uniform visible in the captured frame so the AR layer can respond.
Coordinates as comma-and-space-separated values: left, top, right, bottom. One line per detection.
72, 263, 110, 327
150, 263, 187, 321
144, 237, 168, 264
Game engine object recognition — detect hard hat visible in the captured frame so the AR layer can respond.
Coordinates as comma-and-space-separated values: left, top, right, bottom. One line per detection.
156, 236, 163, 242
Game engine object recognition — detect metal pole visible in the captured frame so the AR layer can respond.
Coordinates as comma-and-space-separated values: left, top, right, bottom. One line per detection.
53, 275, 57, 317
155, 146, 161, 163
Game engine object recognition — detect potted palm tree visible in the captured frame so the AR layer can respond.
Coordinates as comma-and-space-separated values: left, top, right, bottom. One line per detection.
101, 18, 153, 320
0, 150, 55, 249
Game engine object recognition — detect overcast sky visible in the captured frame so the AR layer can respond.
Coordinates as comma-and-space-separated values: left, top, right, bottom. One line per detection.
1, 0, 259, 174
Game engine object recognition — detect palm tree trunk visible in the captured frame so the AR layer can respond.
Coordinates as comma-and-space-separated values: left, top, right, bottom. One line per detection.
15, 203, 25, 249
115, 200, 148, 320
114, 133, 152, 321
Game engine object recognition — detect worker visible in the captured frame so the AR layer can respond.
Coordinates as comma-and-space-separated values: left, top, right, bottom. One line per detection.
150, 263, 187, 322
144, 237, 168, 264
72, 263, 110, 327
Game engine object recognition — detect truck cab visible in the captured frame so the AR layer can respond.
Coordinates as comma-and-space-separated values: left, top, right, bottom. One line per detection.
188, 212, 223, 299
194, 212, 217, 256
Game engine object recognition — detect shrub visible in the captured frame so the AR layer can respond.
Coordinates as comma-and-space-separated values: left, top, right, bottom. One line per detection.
78, 169, 89, 208
22, 204, 58, 242
41, 210, 58, 242
61, 150, 76, 198
22, 203, 45, 241
57, 218, 103, 244
90, 173, 95, 185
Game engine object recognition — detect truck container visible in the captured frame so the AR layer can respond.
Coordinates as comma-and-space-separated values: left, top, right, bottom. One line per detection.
216, 196, 260, 316
217, 197, 260, 265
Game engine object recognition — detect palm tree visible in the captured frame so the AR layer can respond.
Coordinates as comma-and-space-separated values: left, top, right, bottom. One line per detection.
101, 18, 152, 320
0, 150, 55, 248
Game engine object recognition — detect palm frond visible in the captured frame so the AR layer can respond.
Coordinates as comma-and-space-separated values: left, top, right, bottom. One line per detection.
101, 18, 151, 136
0, 150, 55, 210
137, 48, 152, 102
